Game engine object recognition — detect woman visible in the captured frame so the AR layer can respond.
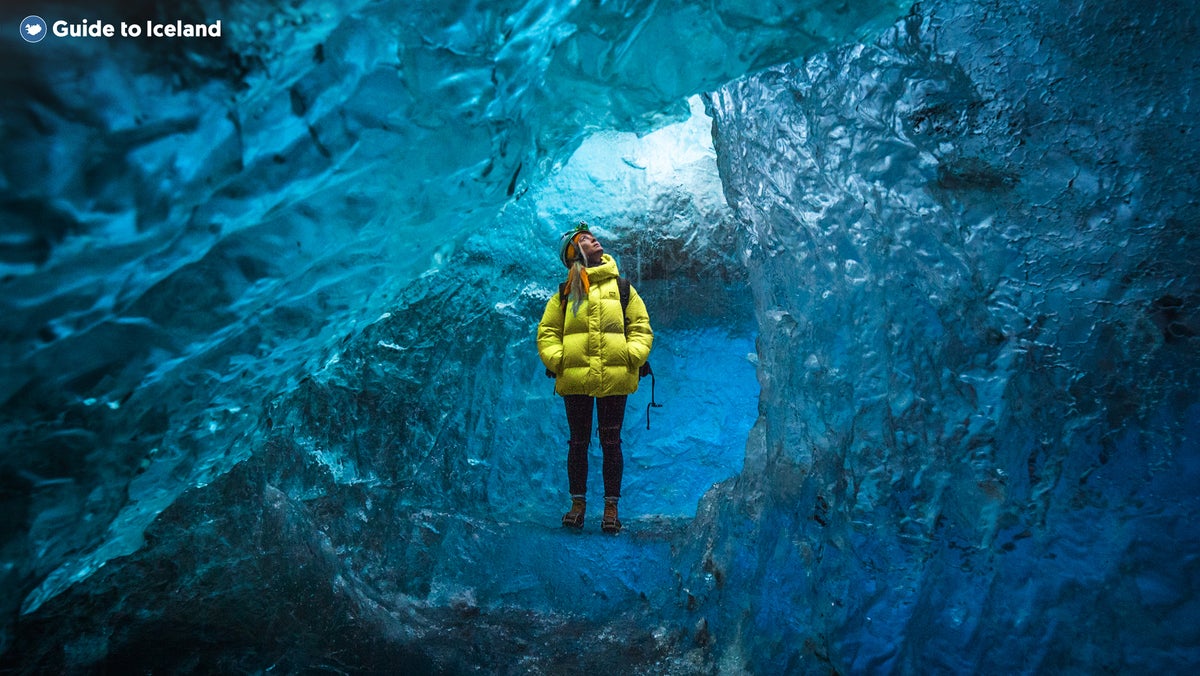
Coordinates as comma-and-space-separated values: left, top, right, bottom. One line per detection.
537, 222, 653, 534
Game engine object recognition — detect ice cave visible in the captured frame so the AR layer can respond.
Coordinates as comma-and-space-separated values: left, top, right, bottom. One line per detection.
2, 0, 1198, 672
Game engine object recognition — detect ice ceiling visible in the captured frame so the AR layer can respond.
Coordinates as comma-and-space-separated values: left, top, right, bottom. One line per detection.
2, 0, 1198, 672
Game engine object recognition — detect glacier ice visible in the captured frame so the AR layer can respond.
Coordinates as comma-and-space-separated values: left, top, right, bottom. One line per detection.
2, 0, 1198, 672
686, 0, 1200, 672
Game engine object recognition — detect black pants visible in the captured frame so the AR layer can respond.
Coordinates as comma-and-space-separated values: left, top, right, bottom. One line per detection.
563, 394, 626, 498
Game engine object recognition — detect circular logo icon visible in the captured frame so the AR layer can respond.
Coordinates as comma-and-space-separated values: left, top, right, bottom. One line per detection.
20, 15, 47, 43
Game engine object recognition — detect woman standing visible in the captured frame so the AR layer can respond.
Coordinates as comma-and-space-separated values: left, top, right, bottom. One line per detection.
537, 223, 653, 534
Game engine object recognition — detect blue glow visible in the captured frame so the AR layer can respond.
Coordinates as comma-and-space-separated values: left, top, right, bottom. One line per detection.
2, 0, 1197, 672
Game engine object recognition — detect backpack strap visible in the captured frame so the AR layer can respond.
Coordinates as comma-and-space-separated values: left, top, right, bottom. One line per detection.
617, 277, 630, 317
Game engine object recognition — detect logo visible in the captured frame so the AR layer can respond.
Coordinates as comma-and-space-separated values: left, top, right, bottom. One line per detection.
20, 15, 47, 43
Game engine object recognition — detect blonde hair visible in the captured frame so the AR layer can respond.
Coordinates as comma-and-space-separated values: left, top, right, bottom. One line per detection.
563, 234, 591, 315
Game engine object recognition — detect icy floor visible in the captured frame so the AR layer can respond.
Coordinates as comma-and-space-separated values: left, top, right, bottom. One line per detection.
422, 512, 692, 615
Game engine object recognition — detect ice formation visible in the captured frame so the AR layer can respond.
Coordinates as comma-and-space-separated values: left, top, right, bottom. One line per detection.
1, 0, 1196, 672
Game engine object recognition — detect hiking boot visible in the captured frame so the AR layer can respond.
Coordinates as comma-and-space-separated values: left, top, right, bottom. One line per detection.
562, 496, 585, 529
601, 497, 622, 534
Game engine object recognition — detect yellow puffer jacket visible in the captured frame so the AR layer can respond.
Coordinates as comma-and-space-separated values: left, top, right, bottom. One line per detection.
537, 254, 653, 397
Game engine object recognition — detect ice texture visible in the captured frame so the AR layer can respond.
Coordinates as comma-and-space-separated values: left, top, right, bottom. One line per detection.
688, 0, 1200, 672
3, 91, 758, 671
2, 0, 1198, 672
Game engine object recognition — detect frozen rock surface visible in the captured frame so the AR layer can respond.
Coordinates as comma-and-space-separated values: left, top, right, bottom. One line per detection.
2, 0, 1197, 672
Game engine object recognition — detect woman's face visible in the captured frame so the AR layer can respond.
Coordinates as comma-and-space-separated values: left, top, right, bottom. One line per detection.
576, 233, 604, 264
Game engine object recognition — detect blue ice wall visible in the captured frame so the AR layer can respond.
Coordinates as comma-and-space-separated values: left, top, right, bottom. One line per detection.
3, 89, 762, 669
685, 0, 1200, 672
2, 0, 1198, 672
0, 1, 903, 633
